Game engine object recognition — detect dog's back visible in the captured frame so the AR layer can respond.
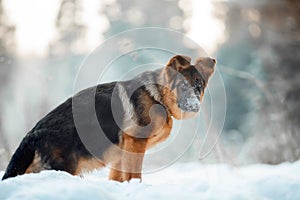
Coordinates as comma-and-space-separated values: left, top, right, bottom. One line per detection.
2, 82, 122, 180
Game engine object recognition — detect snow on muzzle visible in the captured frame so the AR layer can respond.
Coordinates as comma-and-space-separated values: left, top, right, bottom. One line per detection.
177, 81, 201, 112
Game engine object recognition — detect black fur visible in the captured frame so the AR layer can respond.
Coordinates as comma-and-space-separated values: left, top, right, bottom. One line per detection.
2, 82, 125, 180
2, 134, 36, 180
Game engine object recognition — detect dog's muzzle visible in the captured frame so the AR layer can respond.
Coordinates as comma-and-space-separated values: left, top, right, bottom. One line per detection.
178, 89, 201, 112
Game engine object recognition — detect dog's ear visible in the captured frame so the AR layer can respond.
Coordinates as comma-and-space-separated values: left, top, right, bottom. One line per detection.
195, 57, 216, 82
166, 55, 191, 71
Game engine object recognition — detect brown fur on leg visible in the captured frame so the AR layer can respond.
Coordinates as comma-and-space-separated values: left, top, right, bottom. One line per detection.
109, 159, 124, 182
121, 133, 147, 182
74, 157, 105, 175
107, 139, 125, 182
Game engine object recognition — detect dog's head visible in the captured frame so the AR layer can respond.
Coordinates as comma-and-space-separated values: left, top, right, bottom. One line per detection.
162, 55, 216, 119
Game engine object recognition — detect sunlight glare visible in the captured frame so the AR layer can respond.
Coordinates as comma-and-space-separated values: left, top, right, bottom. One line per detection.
187, 0, 225, 54
3, 0, 60, 58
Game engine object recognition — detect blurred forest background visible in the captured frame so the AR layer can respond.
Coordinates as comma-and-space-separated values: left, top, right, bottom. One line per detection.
0, 0, 299, 170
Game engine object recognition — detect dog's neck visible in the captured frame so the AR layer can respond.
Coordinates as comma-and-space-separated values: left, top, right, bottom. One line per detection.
132, 68, 173, 115
132, 68, 163, 102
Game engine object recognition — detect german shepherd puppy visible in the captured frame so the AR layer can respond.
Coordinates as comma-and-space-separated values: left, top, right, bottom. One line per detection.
2, 55, 216, 182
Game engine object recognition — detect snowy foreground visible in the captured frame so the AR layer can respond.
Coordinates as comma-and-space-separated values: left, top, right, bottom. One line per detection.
1, 161, 300, 200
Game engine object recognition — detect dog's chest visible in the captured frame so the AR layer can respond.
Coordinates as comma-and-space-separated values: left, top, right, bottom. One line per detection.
146, 119, 173, 149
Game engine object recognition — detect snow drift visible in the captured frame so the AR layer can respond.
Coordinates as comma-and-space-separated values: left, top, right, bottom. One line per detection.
1, 161, 300, 200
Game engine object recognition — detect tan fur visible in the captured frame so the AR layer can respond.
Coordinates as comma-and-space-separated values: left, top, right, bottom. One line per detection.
109, 160, 123, 182
25, 152, 44, 174
108, 133, 147, 182
195, 57, 215, 82
109, 115, 172, 181
146, 116, 173, 148
74, 157, 105, 175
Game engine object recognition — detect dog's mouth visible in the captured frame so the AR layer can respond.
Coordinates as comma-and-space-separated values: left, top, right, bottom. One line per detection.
177, 93, 201, 112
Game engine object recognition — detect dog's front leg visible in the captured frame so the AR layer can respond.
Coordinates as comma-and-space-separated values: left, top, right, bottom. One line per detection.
121, 133, 147, 182
109, 159, 124, 182
108, 140, 125, 182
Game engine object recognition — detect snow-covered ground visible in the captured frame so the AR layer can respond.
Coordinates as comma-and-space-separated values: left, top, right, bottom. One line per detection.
1, 161, 300, 200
